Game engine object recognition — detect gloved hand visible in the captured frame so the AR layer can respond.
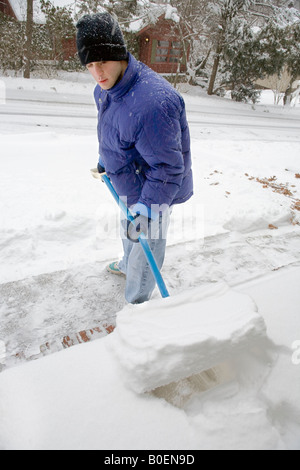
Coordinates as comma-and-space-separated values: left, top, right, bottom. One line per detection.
126, 214, 150, 243
97, 162, 106, 174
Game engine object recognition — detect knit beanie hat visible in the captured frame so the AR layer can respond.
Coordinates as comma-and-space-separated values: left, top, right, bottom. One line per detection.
76, 13, 128, 66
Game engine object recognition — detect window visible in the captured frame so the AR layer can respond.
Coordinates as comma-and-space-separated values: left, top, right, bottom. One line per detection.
152, 40, 183, 64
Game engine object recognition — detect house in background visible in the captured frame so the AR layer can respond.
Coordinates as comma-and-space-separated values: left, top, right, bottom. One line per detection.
0, 0, 17, 18
1, 1, 298, 82
136, 14, 189, 74
0, 0, 77, 61
1, 1, 188, 73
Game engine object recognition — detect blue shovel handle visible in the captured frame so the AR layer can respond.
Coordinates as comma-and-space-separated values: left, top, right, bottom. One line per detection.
91, 170, 170, 299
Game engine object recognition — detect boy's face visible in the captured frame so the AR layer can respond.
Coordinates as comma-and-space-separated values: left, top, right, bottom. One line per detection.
86, 60, 128, 90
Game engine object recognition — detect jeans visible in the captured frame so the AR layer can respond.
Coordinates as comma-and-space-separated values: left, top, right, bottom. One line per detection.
118, 209, 171, 304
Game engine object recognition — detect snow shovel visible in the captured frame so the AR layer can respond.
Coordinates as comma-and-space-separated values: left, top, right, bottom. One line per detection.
90, 168, 170, 299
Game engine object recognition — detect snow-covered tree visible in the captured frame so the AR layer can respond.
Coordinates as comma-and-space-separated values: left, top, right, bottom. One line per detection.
0, 12, 25, 74
222, 11, 300, 105
202, 0, 258, 95
222, 21, 263, 103
171, 0, 300, 96
283, 23, 300, 104
40, 0, 75, 66
76, 0, 138, 18
0, 0, 77, 75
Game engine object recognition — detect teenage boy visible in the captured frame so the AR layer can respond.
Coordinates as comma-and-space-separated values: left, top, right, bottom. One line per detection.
76, 12, 193, 303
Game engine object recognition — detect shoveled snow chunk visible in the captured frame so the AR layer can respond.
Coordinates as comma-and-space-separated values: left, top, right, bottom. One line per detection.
109, 283, 267, 393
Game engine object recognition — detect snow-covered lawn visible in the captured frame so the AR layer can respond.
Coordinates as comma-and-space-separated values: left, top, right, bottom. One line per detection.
0, 74, 300, 450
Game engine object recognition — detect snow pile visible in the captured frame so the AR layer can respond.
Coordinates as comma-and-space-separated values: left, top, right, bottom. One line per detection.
110, 283, 267, 393
0, 275, 295, 450
0, 282, 283, 451
0, 73, 94, 90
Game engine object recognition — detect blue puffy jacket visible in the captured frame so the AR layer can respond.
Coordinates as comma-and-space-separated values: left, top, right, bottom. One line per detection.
94, 53, 193, 218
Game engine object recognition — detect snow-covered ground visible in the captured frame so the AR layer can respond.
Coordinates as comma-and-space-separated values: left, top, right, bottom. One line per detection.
0, 72, 300, 450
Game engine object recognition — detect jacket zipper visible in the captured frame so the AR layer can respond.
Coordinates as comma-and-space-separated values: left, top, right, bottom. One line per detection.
98, 91, 110, 143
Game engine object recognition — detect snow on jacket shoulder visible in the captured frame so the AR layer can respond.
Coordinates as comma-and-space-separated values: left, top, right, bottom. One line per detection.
94, 53, 193, 215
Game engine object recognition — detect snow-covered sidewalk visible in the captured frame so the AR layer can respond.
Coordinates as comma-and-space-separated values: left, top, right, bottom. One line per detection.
0, 266, 299, 450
